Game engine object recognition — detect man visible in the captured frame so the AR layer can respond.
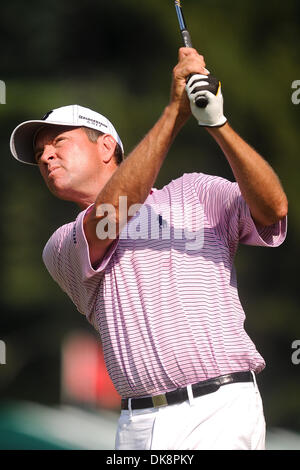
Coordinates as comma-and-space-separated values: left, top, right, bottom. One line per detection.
10, 48, 288, 450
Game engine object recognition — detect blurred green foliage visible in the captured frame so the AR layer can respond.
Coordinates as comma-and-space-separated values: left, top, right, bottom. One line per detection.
0, 0, 299, 431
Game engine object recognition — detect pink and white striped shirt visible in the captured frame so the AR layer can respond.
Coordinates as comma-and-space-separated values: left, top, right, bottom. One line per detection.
43, 173, 287, 398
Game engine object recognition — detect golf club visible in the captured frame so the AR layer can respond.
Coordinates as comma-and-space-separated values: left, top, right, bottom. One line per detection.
174, 0, 219, 109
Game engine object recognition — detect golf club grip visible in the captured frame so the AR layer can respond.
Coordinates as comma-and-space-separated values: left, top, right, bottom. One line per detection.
181, 29, 193, 48
181, 30, 209, 109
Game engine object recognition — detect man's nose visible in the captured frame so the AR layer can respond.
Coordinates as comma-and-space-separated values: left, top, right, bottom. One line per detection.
40, 145, 56, 163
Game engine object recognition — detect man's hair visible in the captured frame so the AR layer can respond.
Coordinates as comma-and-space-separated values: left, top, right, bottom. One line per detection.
82, 127, 124, 166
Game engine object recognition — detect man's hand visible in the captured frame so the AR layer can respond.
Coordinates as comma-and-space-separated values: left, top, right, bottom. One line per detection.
170, 48, 209, 121
186, 74, 227, 127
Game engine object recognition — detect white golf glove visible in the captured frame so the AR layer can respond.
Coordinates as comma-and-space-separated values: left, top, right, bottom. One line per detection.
186, 74, 227, 127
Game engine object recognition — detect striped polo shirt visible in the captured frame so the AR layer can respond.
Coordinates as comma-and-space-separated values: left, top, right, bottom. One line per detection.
43, 172, 287, 398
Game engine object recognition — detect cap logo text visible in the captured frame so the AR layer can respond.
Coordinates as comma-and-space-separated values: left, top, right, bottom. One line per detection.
78, 114, 108, 129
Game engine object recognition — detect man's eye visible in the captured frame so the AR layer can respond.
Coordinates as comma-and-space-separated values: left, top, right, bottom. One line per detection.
55, 137, 66, 145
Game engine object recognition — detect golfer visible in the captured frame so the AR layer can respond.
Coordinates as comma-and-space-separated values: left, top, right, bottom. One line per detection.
10, 48, 288, 450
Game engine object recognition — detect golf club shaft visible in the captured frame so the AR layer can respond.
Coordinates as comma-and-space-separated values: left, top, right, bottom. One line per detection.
175, 1, 193, 48
174, 1, 208, 108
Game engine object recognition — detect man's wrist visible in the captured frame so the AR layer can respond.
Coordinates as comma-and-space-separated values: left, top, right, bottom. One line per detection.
164, 102, 191, 135
205, 121, 229, 137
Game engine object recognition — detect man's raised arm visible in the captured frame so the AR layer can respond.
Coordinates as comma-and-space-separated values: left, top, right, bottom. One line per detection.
84, 48, 207, 265
206, 124, 288, 227
185, 70, 288, 227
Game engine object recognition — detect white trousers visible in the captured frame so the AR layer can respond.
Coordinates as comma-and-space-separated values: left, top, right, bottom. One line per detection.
115, 378, 266, 450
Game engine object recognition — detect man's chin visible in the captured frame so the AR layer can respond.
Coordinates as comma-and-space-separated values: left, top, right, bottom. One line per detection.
48, 183, 72, 201
48, 182, 83, 204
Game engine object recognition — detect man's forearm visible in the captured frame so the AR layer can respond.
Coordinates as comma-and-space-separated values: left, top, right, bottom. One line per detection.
84, 103, 188, 266
206, 123, 288, 226
95, 103, 187, 220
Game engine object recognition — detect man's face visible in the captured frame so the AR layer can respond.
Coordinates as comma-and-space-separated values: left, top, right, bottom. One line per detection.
34, 126, 106, 202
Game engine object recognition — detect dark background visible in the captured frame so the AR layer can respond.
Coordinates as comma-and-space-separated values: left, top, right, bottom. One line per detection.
0, 0, 299, 432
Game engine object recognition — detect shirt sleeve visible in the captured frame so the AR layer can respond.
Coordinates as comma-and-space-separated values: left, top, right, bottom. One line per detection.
193, 173, 287, 256
42, 206, 119, 324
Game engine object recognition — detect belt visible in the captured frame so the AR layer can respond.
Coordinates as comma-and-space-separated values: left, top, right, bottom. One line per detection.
121, 371, 253, 410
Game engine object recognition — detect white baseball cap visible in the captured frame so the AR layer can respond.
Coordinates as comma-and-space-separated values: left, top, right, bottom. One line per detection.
10, 104, 124, 165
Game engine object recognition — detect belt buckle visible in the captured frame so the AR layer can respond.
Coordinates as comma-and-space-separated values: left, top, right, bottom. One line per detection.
152, 394, 168, 408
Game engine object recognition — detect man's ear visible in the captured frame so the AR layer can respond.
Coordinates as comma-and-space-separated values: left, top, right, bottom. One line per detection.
97, 134, 117, 163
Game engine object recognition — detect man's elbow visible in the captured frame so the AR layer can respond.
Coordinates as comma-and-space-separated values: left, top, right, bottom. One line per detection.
253, 197, 288, 227
267, 197, 288, 226
276, 196, 288, 221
